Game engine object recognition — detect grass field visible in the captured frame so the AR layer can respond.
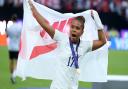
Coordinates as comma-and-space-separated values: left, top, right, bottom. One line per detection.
0, 46, 128, 89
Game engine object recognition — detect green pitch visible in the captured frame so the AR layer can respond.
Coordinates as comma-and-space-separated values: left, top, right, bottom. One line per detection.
108, 49, 128, 75
0, 46, 128, 89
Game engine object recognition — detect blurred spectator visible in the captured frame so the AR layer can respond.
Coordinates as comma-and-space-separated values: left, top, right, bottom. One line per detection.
90, 0, 101, 10
100, 0, 110, 13
126, 8, 128, 19
2, 0, 128, 20
6, 14, 22, 84
4, 0, 23, 7
0, 0, 4, 7
4, 0, 13, 6
75, 0, 86, 10
84, 0, 90, 9
52, 0, 60, 10
0, 0, 127, 31
61, 0, 74, 12
40, 0, 53, 8
121, 0, 128, 19
13, 0, 23, 7
39, 0, 60, 10
109, 0, 122, 15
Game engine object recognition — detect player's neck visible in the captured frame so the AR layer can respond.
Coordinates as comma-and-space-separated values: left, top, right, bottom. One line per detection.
70, 38, 80, 44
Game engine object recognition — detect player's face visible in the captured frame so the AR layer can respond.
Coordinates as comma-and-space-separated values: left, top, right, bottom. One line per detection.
70, 19, 84, 43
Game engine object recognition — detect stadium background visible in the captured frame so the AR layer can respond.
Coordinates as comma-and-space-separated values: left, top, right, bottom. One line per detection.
0, 0, 128, 89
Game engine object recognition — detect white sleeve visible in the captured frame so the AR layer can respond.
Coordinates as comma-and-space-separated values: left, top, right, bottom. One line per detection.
82, 41, 93, 53
87, 41, 93, 52
91, 10, 104, 30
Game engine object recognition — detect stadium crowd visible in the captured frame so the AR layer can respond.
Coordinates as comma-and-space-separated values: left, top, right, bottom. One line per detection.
0, 0, 127, 20
0, 0, 128, 31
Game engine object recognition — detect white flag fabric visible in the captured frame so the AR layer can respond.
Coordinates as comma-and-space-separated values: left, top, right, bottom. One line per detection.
16, 0, 109, 82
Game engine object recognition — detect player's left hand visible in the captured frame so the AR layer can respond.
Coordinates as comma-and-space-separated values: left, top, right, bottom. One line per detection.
28, 0, 34, 9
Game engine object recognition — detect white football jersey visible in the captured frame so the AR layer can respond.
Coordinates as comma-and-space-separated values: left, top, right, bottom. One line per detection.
50, 30, 92, 89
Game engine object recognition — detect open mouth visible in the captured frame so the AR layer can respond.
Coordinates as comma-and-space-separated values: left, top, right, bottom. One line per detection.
72, 34, 77, 37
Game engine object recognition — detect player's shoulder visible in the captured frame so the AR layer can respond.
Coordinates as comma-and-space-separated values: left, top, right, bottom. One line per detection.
80, 40, 93, 46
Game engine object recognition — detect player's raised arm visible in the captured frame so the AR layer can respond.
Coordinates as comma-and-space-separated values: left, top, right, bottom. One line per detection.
28, 0, 55, 38
91, 10, 106, 51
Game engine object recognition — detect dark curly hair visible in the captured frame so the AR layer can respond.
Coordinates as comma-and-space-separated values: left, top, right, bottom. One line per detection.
74, 16, 85, 29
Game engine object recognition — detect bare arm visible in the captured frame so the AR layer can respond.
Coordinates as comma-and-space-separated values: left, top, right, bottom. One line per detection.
91, 10, 106, 51
28, 0, 55, 38
92, 30, 106, 51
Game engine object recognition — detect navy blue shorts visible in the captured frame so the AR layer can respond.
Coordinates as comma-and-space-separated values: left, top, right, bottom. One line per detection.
9, 51, 19, 60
